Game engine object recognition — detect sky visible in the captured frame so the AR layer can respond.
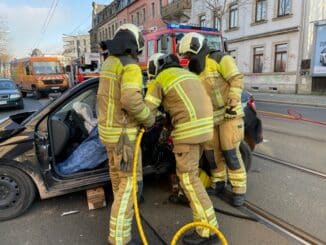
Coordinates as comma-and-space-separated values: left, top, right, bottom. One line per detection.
0, 0, 110, 58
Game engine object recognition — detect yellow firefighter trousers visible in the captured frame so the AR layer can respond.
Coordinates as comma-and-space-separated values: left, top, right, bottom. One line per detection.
210, 118, 247, 194
105, 143, 142, 245
174, 144, 219, 238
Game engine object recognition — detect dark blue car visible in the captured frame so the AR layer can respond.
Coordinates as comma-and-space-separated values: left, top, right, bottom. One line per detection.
0, 79, 24, 109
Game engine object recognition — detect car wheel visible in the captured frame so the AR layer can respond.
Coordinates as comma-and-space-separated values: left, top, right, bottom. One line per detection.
0, 166, 36, 221
240, 141, 252, 172
32, 88, 41, 100
17, 100, 24, 110
21, 91, 27, 98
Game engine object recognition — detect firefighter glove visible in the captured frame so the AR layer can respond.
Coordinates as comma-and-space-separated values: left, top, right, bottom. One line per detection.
225, 106, 238, 119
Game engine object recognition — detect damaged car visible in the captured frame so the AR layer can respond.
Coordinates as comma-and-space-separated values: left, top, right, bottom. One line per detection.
0, 78, 262, 220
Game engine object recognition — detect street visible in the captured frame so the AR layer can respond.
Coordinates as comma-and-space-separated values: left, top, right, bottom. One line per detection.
0, 96, 325, 244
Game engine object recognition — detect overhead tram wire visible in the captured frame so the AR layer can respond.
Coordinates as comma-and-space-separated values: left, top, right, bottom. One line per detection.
32, 0, 60, 51
68, 13, 92, 36
31, 0, 56, 50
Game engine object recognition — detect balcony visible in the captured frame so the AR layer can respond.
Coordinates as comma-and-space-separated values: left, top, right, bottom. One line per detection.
161, 0, 192, 23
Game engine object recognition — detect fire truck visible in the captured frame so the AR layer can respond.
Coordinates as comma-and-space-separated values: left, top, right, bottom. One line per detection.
139, 24, 225, 75
73, 52, 100, 84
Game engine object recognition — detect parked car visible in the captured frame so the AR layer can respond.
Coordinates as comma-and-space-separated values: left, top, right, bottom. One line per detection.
0, 78, 24, 110
0, 78, 263, 221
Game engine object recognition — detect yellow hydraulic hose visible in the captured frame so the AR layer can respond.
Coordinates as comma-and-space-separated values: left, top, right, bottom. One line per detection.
132, 128, 228, 245
132, 128, 148, 245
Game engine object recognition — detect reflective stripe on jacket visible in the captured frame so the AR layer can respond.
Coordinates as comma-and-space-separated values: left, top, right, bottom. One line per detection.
200, 54, 244, 125
145, 67, 213, 144
97, 55, 153, 143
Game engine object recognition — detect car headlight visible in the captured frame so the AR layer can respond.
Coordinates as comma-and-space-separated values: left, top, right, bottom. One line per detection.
10, 93, 21, 99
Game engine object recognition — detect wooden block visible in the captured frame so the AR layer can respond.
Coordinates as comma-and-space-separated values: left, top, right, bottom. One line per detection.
86, 187, 107, 210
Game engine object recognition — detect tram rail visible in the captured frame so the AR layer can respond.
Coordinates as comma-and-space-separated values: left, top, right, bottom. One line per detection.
253, 152, 326, 179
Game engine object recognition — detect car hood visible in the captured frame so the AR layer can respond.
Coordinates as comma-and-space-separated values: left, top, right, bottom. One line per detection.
0, 112, 34, 141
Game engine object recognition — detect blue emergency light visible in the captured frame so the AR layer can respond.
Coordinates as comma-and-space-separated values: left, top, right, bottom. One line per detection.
167, 23, 219, 32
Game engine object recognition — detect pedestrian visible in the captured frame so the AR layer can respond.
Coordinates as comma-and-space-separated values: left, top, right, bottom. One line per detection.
178, 32, 247, 206
97, 23, 154, 245
145, 53, 219, 245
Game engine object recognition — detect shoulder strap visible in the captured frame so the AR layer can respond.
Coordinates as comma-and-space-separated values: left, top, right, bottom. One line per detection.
209, 51, 225, 63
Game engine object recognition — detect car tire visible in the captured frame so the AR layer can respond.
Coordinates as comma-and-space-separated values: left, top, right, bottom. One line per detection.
240, 141, 252, 172
0, 166, 36, 221
21, 91, 27, 98
32, 88, 41, 100
17, 100, 24, 110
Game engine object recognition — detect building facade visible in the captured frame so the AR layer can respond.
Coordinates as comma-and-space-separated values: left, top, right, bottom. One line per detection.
189, 0, 326, 94
62, 34, 91, 64
90, 0, 169, 53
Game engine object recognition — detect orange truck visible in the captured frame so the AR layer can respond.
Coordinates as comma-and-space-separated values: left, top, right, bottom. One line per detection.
10, 56, 69, 99
139, 24, 225, 75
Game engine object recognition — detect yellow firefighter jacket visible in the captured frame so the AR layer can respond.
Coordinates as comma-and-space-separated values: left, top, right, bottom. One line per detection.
199, 54, 244, 125
97, 55, 154, 144
145, 67, 213, 145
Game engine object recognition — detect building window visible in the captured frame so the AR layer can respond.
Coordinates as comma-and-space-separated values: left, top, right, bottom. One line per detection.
137, 12, 140, 25
213, 15, 221, 31
131, 14, 134, 24
109, 27, 111, 38
152, 2, 155, 18
253, 47, 264, 73
143, 8, 146, 22
278, 0, 291, 16
105, 28, 108, 39
159, 0, 162, 15
229, 4, 238, 29
255, 0, 267, 22
199, 15, 206, 27
274, 43, 287, 72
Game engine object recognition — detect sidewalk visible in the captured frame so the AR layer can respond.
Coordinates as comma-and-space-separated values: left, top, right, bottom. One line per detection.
251, 92, 326, 107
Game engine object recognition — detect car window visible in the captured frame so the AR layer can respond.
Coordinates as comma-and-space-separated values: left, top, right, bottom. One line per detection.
54, 86, 98, 118
0, 80, 16, 90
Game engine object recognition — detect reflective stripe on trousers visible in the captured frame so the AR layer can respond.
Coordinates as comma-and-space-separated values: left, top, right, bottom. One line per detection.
106, 145, 142, 245
174, 144, 218, 237
209, 118, 247, 194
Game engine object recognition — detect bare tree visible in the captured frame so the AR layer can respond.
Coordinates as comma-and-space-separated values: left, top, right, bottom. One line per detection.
204, 0, 252, 31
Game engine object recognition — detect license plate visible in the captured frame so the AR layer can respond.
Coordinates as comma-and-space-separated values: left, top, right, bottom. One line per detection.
0, 101, 7, 105
51, 87, 60, 90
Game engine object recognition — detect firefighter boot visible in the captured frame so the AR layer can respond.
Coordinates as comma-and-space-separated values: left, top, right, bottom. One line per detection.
215, 181, 226, 195
232, 193, 245, 207
182, 231, 219, 245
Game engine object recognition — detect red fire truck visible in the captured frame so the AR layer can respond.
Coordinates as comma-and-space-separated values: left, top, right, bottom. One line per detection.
73, 52, 100, 84
139, 24, 225, 74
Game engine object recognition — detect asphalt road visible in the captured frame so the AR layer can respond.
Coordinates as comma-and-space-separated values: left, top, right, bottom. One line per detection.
1, 96, 325, 244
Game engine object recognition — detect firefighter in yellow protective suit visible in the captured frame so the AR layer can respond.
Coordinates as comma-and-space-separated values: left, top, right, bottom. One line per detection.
145, 53, 219, 245
97, 24, 155, 245
178, 32, 246, 207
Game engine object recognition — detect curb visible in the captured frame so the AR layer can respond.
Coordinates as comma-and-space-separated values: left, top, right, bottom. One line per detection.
255, 99, 326, 108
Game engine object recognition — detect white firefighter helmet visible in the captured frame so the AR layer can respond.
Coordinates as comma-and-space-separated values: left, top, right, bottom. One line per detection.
147, 53, 166, 79
177, 32, 205, 55
115, 23, 144, 53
